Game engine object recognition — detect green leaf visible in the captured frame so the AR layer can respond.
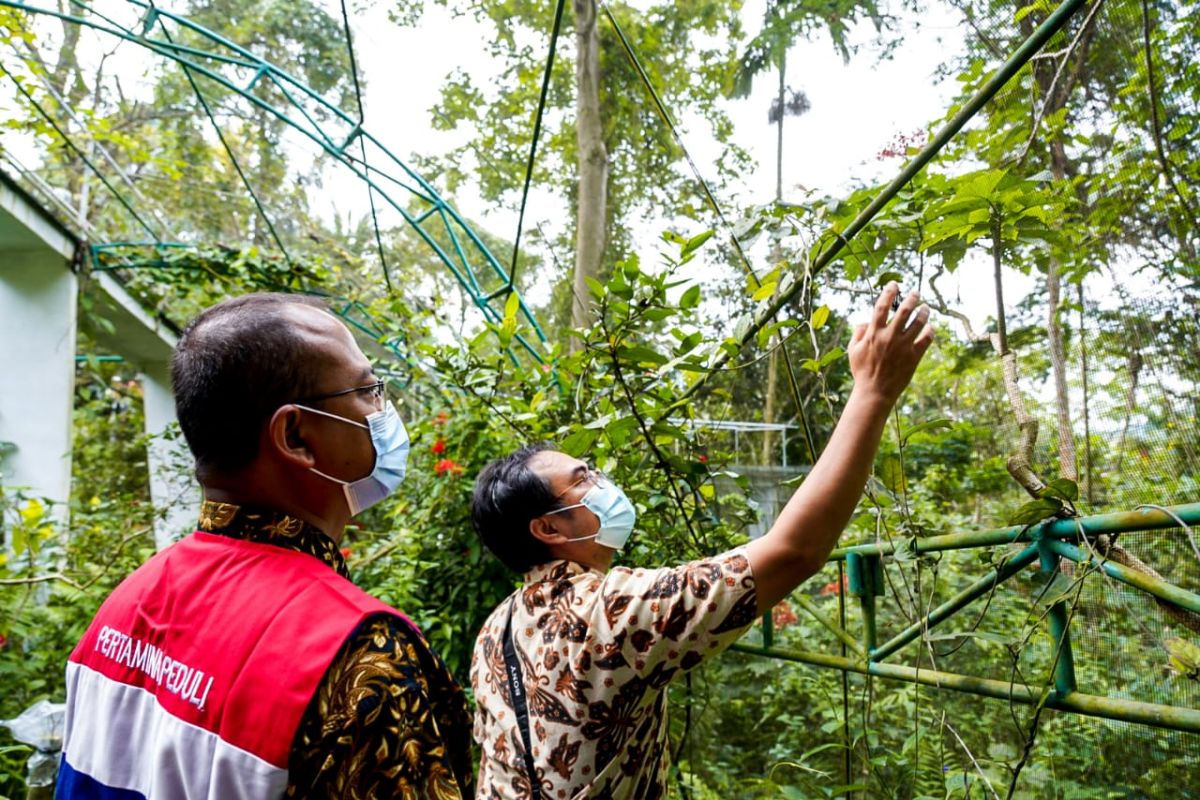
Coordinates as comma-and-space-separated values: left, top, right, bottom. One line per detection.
874, 271, 902, 288
680, 285, 701, 310
1040, 478, 1079, 502
617, 345, 667, 366
878, 454, 906, 493
503, 289, 520, 322
682, 229, 715, 257
751, 282, 777, 302
559, 427, 599, 457
1165, 637, 1200, 679
810, 305, 830, 330
1006, 497, 1063, 526
818, 347, 845, 368
901, 418, 953, 442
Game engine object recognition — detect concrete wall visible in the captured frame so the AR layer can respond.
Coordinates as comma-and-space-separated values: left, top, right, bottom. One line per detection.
0, 174, 197, 546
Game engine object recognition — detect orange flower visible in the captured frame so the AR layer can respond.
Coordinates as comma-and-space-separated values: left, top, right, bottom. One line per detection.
339, 547, 352, 560
432, 411, 451, 427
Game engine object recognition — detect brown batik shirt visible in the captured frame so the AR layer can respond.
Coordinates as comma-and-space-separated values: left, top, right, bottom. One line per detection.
197, 500, 474, 800
470, 549, 757, 799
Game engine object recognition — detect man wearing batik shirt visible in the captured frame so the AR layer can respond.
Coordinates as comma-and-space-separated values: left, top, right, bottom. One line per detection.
59, 294, 472, 799
468, 285, 933, 799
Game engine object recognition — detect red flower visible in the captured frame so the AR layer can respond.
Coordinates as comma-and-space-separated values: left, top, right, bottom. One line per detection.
0, 633, 7, 649
697, 454, 708, 463
435, 458, 465, 476
819, 575, 849, 596
339, 547, 352, 560
431, 440, 447, 455
772, 601, 798, 629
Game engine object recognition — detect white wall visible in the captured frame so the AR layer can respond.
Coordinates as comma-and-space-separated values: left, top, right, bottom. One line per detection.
0, 252, 77, 513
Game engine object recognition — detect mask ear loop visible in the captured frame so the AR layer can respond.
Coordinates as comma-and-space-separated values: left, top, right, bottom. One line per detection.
294, 404, 369, 430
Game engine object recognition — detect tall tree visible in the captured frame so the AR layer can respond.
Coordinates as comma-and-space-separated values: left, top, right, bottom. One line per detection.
405, 0, 753, 340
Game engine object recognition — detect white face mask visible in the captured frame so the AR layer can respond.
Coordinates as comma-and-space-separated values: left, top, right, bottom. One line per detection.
547, 477, 637, 550
296, 401, 410, 515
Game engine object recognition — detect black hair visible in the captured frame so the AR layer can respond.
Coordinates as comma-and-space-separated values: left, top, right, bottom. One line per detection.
471, 443, 560, 573
171, 292, 330, 478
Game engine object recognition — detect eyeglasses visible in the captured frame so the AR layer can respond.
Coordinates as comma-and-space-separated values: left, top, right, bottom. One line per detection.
553, 466, 606, 501
296, 380, 386, 406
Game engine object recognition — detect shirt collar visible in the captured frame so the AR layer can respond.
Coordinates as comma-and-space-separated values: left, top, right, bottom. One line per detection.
524, 559, 597, 584
197, 500, 349, 578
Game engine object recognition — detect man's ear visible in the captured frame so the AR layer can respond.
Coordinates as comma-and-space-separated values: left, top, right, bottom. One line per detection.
265, 405, 317, 469
529, 513, 570, 546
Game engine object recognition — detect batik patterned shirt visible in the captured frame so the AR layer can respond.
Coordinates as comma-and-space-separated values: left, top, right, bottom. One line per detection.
470, 549, 757, 799
197, 500, 474, 799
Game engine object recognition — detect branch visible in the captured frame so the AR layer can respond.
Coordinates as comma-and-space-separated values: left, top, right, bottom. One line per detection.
1139, 0, 1198, 257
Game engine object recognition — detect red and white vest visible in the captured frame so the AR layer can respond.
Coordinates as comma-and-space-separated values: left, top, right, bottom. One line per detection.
57, 531, 414, 800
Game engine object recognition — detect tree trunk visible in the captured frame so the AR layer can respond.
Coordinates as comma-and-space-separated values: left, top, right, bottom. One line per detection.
570, 0, 608, 343
1046, 255, 1077, 481
774, 52, 785, 202
761, 56, 787, 465
1046, 142, 1077, 481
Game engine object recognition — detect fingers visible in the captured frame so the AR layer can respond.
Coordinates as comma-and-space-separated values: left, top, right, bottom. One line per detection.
852, 323, 867, 343
871, 282, 899, 329
903, 303, 931, 337
892, 290, 922, 331
913, 320, 936, 350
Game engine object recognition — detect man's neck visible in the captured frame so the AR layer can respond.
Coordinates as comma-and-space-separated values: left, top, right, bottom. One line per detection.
201, 486, 346, 543
546, 546, 614, 574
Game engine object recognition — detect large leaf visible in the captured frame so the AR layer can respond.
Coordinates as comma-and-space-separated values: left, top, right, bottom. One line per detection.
901, 418, 953, 442
1006, 497, 1063, 526
1040, 478, 1079, 502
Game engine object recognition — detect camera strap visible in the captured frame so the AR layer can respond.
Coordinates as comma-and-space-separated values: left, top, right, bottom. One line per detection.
503, 597, 542, 800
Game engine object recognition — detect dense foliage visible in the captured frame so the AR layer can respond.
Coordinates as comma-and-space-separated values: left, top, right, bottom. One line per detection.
1, 0, 1197, 797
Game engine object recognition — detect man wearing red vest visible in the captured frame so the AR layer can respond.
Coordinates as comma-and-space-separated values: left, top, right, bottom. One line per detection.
58, 293, 472, 799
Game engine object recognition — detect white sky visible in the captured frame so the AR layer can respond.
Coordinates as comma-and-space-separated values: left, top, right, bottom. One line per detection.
331, 0, 1029, 337
0, 0, 1043, 339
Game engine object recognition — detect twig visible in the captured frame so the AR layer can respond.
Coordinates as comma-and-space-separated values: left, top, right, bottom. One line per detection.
1139, 0, 1198, 255
944, 714, 1001, 800
0, 572, 81, 589
1015, 0, 1106, 165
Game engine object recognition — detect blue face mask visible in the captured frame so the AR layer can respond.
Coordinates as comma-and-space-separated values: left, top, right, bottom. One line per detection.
296, 401, 410, 515
548, 477, 637, 550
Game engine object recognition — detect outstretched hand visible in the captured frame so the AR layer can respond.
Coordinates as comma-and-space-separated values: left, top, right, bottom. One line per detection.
848, 282, 935, 405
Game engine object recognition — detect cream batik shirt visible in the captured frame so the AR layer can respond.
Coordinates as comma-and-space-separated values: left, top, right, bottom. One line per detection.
471, 548, 757, 800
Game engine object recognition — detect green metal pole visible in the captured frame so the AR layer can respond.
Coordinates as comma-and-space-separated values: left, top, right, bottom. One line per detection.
1038, 541, 1077, 695
793, 594, 865, 657
870, 545, 1040, 662
667, 0, 1092, 403
1047, 539, 1200, 614
831, 503, 1200, 560
860, 594, 878, 652
726, 644, 1200, 733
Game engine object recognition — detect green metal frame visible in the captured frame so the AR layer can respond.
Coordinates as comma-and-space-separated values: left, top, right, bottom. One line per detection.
733, 503, 1200, 733
0, 0, 550, 363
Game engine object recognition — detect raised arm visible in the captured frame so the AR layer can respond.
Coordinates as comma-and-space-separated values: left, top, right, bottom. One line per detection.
746, 284, 934, 614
